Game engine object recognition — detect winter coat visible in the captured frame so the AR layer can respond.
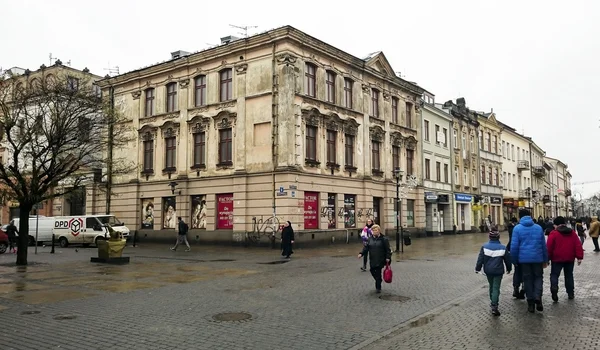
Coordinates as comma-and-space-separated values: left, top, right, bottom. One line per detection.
576, 223, 586, 237
360, 235, 391, 269
178, 220, 188, 235
510, 216, 548, 264
476, 240, 512, 276
281, 226, 294, 243
589, 219, 600, 238
6, 223, 18, 239
547, 225, 584, 263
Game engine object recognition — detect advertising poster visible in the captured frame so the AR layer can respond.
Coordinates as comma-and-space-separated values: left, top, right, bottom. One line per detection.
344, 194, 356, 228
216, 193, 234, 229
304, 192, 319, 229
191, 195, 207, 229
163, 196, 177, 229
141, 199, 154, 229
327, 193, 336, 229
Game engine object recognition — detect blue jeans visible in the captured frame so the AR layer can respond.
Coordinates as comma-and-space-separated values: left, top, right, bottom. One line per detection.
520, 263, 544, 301
550, 262, 575, 294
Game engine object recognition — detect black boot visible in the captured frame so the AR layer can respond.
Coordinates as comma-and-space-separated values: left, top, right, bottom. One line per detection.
535, 298, 544, 312
491, 304, 501, 316
513, 287, 525, 300
527, 300, 535, 313
551, 287, 559, 302
568, 293, 575, 300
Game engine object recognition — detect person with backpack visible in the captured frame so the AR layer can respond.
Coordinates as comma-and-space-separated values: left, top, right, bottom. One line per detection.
170, 217, 191, 252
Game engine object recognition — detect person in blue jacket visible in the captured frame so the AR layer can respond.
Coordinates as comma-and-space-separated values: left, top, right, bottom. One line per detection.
476, 226, 512, 316
510, 209, 549, 313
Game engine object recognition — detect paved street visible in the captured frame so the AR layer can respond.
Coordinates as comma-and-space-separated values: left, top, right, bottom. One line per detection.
0, 233, 598, 350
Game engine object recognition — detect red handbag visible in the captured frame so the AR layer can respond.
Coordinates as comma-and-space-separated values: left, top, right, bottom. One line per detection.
383, 262, 393, 283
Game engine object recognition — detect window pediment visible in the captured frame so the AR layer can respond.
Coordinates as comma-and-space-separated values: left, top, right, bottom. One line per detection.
390, 132, 403, 146
343, 118, 359, 136
324, 113, 343, 131
160, 121, 180, 138
213, 110, 237, 129
301, 107, 322, 127
188, 115, 211, 133
369, 125, 385, 142
405, 135, 417, 150
139, 125, 158, 142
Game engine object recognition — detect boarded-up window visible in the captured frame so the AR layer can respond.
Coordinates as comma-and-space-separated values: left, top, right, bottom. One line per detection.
253, 122, 271, 147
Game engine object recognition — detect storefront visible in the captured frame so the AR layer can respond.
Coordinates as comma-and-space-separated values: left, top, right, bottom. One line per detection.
425, 192, 452, 236
489, 196, 502, 227
454, 193, 473, 232
503, 198, 518, 223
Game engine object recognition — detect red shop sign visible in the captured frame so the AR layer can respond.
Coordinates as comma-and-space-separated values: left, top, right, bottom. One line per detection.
304, 191, 319, 229
216, 193, 234, 229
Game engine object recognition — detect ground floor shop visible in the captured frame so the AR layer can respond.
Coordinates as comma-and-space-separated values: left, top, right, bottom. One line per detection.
424, 192, 453, 235
454, 193, 476, 232
86, 172, 426, 243
482, 195, 503, 228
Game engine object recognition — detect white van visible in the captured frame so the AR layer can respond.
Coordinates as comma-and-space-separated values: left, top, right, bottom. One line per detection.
12, 216, 56, 246
53, 215, 130, 248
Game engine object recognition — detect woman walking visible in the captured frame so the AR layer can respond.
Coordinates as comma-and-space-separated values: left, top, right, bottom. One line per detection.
360, 219, 375, 271
358, 225, 391, 293
281, 221, 294, 259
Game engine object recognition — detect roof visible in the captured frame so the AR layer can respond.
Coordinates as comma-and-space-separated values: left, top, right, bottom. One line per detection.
99, 25, 424, 95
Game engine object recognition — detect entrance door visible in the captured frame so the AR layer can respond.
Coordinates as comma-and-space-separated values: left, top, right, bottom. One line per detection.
373, 197, 381, 225
460, 204, 466, 231
438, 209, 444, 232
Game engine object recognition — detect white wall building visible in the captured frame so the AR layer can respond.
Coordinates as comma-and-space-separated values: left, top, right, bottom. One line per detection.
499, 124, 532, 220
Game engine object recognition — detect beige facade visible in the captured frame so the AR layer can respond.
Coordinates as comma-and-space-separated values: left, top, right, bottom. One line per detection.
544, 156, 570, 217
477, 112, 503, 227
529, 140, 547, 218
440, 99, 481, 232
95, 26, 425, 243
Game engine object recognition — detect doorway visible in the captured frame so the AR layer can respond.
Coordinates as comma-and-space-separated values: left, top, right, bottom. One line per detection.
373, 197, 382, 225
438, 209, 444, 233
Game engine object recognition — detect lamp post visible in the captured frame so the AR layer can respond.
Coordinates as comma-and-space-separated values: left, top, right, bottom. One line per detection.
393, 167, 404, 253
554, 194, 558, 217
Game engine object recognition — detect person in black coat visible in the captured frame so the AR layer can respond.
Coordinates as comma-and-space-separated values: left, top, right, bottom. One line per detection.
281, 221, 294, 259
358, 224, 391, 293
6, 221, 18, 253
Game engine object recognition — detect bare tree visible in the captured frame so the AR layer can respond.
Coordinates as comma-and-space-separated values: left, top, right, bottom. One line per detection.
0, 70, 134, 265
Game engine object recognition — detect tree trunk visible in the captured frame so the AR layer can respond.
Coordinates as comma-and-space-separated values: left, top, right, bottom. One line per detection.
16, 203, 32, 266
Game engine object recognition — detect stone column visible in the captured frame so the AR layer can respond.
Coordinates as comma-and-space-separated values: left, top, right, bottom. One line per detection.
234, 63, 248, 172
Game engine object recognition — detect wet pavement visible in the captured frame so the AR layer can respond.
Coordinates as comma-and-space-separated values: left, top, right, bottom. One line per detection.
0, 233, 598, 350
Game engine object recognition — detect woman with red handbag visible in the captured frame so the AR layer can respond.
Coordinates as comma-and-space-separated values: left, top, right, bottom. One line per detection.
358, 225, 392, 293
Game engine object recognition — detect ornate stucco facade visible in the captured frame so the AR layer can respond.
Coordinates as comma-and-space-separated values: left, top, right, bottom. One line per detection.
94, 26, 425, 243
477, 112, 503, 227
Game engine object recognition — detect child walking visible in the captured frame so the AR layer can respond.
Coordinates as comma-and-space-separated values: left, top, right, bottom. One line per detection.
475, 226, 512, 316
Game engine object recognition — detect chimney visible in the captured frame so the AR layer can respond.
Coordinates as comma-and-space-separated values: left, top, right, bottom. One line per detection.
171, 50, 191, 59
456, 97, 466, 108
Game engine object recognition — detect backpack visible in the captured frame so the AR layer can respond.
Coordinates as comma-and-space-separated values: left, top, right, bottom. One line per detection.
184, 223, 189, 233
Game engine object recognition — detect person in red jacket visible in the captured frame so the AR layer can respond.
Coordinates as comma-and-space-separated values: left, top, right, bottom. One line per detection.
547, 216, 584, 302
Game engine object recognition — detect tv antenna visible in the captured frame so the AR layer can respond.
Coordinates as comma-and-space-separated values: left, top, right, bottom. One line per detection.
229, 24, 258, 38
104, 62, 120, 76
49, 53, 71, 66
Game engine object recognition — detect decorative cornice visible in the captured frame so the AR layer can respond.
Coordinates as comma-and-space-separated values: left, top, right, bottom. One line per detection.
361, 84, 371, 94
276, 53, 297, 66
139, 125, 158, 141
131, 91, 141, 100
160, 121, 180, 138
187, 115, 211, 133
179, 79, 190, 89
235, 63, 248, 75
212, 110, 237, 129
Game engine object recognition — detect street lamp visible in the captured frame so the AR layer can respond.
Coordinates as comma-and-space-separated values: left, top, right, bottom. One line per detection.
393, 167, 404, 253
554, 194, 558, 217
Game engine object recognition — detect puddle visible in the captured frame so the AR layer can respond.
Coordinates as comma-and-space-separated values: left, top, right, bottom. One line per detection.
155, 275, 212, 284
0, 305, 7, 312
379, 295, 411, 302
21, 310, 41, 315
1, 289, 96, 304
410, 315, 435, 328
50, 278, 107, 287
176, 265, 211, 273
258, 261, 289, 265
53, 314, 77, 320
0, 283, 48, 294
218, 269, 258, 277
93, 282, 160, 292
209, 259, 236, 262
18, 271, 71, 280
212, 312, 253, 322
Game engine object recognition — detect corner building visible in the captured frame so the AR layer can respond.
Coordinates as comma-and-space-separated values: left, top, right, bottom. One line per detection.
95, 26, 426, 242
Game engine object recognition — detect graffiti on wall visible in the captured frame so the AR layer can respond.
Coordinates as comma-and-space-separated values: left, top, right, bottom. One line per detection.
246, 215, 282, 244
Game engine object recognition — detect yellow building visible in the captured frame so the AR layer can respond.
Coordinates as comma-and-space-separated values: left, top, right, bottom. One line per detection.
95, 26, 426, 243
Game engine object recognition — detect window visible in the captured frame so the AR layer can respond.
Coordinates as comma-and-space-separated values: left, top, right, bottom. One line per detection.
406, 200, 415, 227
481, 165, 486, 185
326, 71, 336, 103
425, 159, 431, 180
454, 166, 459, 184
436, 161, 441, 181
503, 172, 507, 187
488, 167, 493, 186
143, 140, 154, 172
305, 63, 316, 97
512, 174, 516, 191
371, 89, 379, 117
479, 131, 483, 150
464, 168, 468, 186
442, 128, 448, 147
193, 132, 206, 167
434, 124, 440, 144
344, 134, 354, 167
406, 149, 414, 175
502, 141, 506, 158
517, 147, 521, 160
166, 82, 177, 112
144, 88, 155, 117
392, 146, 400, 169
306, 126, 317, 161
372, 141, 381, 170
494, 168, 499, 186
342, 79, 354, 110
511, 145, 515, 161
392, 97, 399, 123
218, 128, 233, 164
470, 135, 475, 153
453, 129, 458, 149
326, 130, 337, 164
67, 76, 79, 91
444, 164, 449, 183
194, 75, 206, 106
405, 102, 412, 128
219, 69, 233, 101
493, 135, 498, 154
487, 132, 492, 151
424, 120, 430, 141
164, 137, 176, 169
472, 169, 476, 187
461, 133, 466, 151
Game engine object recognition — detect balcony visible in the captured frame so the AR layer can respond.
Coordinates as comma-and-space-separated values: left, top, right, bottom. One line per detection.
517, 160, 529, 171
532, 166, 546, 177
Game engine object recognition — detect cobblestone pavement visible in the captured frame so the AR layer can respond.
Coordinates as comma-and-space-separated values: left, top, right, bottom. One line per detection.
0, 234, 598, 350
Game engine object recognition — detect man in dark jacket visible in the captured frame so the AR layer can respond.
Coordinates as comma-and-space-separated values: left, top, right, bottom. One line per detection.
476, 226, 512, 316
547, 217, 584, 301
170, 217, 190, 252
511, 209, 548, 313
358, 224, 391, 293
6, 221, 18, 253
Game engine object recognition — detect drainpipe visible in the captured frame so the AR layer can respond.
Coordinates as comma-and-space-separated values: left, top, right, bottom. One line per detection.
106, 85, 114, 214
271, 43, 277, 224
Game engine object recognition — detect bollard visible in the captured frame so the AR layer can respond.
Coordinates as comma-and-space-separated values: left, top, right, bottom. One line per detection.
132, 231, 137, 247
51, 234, 55, 254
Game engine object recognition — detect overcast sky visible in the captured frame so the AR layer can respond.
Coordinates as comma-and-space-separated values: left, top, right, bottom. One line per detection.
2, 0, 598, 196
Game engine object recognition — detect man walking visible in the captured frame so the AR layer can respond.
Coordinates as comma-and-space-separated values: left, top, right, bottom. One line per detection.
170, 217, 191, 252
510, 209, 548, 313
589, 217, 600, 252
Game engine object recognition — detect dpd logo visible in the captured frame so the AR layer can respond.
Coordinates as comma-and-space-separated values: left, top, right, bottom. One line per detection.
68, 218, 83, 236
